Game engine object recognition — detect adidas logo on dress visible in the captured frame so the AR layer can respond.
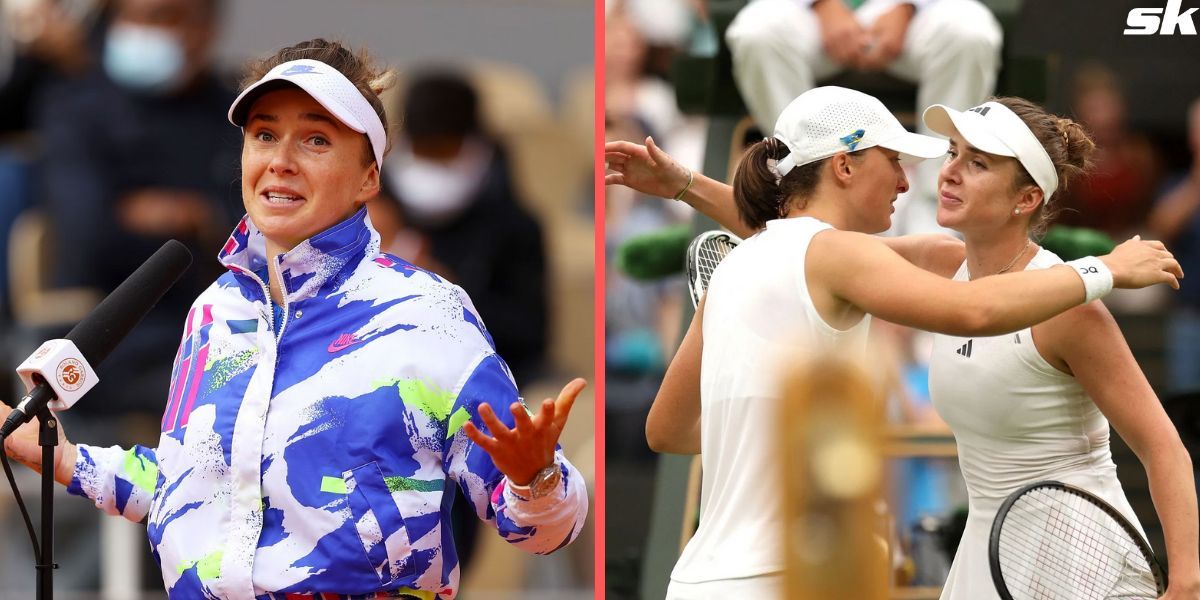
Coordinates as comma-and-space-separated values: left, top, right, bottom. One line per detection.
956, 339, 973, 357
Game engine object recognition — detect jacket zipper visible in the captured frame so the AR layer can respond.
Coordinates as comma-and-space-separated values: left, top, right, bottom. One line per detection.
234, 260, 289, 341
269, 256, 291, 339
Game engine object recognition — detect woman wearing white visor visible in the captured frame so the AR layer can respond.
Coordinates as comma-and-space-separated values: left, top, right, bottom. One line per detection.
606, 87, 1183, 598
921, 98, 1199, 600
1, 39, 589, 599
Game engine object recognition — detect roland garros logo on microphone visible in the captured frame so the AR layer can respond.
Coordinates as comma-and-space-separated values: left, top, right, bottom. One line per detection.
57, 358, 86, 391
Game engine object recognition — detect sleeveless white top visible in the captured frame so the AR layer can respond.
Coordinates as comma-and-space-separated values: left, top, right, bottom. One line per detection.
671, 217, 872, 588
928, 248, 1144, 600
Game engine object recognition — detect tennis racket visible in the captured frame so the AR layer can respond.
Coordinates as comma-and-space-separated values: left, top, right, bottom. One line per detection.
990, 480, 1167, 600
685, 230, 741, 308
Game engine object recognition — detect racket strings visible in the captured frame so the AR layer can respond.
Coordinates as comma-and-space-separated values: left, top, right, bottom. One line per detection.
1001, 499, 1148, 598
696, 239, 733, 281
1003, 521, 1109, 598
692, 237, 736, 300
998, 488, 1157, 599
1000, 492, 1146, 597
1003, 508, 1119, 597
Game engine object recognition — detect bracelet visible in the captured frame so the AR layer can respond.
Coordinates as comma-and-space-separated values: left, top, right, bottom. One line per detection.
1065, 256, 1114, 303
672, 168, 694, 201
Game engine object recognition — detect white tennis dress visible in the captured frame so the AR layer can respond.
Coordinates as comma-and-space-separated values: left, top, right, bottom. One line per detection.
667, 217, 871, 598
928, 248, 1146, 600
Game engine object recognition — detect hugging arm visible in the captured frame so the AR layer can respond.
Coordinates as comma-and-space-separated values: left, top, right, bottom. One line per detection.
605, 137, 966, 274
815, 230, 1181, 337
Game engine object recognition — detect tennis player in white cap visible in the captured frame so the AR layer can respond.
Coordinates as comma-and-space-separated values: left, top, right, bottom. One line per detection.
605, 86, 1184, 598
2, 38, 589, 599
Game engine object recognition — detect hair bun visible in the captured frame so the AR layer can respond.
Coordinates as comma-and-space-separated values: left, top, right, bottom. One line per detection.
1053, 117, 1095, 171
1054, 118, 1072, 146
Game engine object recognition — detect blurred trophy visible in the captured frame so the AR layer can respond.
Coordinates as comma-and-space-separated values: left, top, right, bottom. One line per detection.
780, 355, 889, 600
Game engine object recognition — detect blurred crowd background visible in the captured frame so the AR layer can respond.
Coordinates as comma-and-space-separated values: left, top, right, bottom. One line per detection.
604, 0, 1200, 598
0, 0, 594, 598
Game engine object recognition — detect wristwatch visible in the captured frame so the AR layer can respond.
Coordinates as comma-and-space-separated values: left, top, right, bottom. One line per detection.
508, 463, 562, 501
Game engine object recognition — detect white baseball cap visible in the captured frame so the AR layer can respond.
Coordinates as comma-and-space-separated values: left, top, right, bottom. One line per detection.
228, 59, 387, 168
923, 101, 1059, 198
773, 86, 949, 177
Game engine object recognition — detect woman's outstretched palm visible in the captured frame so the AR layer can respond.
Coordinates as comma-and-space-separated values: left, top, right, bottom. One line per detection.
462, 378, 586, 486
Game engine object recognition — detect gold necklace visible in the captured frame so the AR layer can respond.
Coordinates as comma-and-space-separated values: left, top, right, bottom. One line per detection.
995, 239, 1033, 275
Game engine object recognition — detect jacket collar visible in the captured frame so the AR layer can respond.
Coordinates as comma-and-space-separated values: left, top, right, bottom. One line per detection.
218, 207, 380, 303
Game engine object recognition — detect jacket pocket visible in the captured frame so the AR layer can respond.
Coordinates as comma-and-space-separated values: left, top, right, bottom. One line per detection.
344, 461, 415, 585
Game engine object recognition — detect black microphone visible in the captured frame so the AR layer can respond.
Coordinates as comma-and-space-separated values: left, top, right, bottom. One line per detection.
1, 240, 193, 438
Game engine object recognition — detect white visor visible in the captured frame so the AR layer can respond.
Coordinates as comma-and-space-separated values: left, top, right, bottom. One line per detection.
228, 59, 386, 168
923, 102, 1059, 199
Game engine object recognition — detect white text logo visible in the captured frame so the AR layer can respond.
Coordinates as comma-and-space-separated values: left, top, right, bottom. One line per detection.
1125, 0, 1198, 35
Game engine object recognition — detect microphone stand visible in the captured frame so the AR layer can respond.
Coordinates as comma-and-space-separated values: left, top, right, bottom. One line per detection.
36, 408, 58, 600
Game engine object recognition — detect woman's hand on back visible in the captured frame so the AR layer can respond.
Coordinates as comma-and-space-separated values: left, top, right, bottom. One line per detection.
1101, 236, 1184, 290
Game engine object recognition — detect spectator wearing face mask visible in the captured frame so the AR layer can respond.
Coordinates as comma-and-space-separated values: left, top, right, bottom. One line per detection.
9, 0, 236, 593
0, 0, 109, 325
33, 0, 238, 426
1, 0, 105, 133
378, 71, 548, 385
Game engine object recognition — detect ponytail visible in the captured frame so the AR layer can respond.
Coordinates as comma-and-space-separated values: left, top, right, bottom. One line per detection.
732, 138, 826, 230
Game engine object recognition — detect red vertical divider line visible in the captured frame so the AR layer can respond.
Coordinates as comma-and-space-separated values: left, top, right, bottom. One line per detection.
593, 0, 607, 597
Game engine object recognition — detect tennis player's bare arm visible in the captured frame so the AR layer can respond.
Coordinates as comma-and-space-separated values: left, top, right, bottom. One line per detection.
646, 297, 703, 455
605, 137, 752, 238
809, 229, 1182, 337
603, 137, 964, 273
1034, 305, 1200, 598
640, 229, 985, 455
878, 233, 965, 278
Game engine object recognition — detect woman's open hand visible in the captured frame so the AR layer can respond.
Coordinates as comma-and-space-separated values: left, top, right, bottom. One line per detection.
605, 137, 691, 200
1102, 236, 1184, 290
463, 378, 586, 486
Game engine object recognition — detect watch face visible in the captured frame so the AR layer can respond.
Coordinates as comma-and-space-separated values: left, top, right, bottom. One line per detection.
514, 464, 561, 500
534, 465, 561, 494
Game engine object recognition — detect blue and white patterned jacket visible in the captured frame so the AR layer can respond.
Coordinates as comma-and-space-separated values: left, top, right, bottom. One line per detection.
68, 209, 588, 599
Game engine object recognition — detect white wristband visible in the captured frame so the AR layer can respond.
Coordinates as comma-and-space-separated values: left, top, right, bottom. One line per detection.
1065, 256, 1113, 303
